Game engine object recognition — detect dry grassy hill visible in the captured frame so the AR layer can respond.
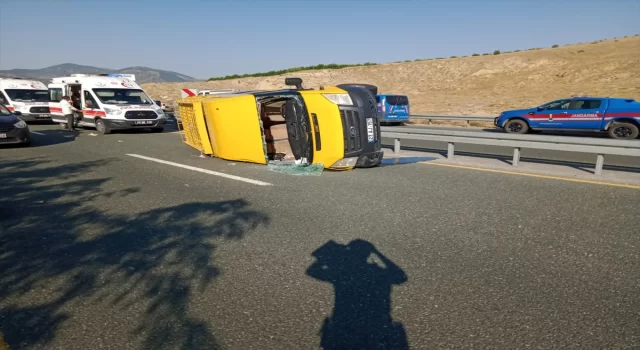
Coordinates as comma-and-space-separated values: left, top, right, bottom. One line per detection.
143, 37, 640, 117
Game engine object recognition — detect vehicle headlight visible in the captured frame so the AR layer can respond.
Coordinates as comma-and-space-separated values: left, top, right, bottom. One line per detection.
14, 120, 27, 128
322, 93, 353, 106
104, 108, 122, 115
329, 156, 359, 169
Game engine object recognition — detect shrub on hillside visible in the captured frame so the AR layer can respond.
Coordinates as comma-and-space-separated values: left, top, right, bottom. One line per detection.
472, 53, 480, 56
450, 56, 457, 58
493, 50, 501, 55
208, 62, 378, 81
552, 44, 559, 48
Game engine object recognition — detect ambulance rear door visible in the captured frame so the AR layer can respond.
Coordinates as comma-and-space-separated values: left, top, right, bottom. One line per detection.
48, 83, 66, 122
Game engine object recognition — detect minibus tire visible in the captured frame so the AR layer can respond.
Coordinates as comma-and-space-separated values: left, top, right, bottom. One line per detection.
95, 118, 110, 135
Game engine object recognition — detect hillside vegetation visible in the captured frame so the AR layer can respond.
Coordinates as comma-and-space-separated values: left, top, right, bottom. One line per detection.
0, 63, 197, 84
142, 37, 640, 116
208, 62, 377, 81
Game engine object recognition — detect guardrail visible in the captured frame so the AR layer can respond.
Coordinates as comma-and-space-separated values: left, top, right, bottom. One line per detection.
409, 114, 495, 125
380, 127, 640, 175
170, 113, 488, 125
170, 113, 489, 123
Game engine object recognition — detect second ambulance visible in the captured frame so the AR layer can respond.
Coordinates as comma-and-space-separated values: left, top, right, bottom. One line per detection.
49, 74, 166, 134
0, 78, 53, 122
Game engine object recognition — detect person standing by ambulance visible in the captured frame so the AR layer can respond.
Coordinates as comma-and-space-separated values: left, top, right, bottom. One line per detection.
60, 96, 81, 131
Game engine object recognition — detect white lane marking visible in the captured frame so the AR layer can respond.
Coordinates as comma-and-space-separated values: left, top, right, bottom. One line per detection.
126, 154, 272, 186
31, 131, 45, 135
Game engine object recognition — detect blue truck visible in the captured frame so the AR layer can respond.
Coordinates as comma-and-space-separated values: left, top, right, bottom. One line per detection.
494, 97, 640, 139
376, 94, 410, 125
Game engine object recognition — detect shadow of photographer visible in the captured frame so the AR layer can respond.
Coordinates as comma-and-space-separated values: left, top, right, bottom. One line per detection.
306, 239, 409, 350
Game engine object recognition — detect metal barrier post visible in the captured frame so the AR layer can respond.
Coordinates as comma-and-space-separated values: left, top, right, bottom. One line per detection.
447, 142, 455, 160
595, 154, 604, 175
381, 129, 640, 174
394, 138, 401, 154
513, 147, 521, 166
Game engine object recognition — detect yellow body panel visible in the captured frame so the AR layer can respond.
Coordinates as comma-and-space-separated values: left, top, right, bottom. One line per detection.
176, 86, 362, 169
176, 96, 215, 155
298, 91, 345, 168
201, 94, 267, 164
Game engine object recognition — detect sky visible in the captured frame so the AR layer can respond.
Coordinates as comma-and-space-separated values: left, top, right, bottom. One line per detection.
0, 0, 638, 79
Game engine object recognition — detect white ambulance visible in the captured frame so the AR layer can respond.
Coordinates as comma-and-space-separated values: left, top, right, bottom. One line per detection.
0, 78, 53, 122
48, 74, 166, 134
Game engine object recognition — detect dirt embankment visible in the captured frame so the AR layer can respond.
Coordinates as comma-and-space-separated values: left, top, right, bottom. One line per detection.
144, 37, 640, 119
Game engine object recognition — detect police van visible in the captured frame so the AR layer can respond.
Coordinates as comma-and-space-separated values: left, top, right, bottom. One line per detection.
48, 74, 167, 134
0, 78, 53, 122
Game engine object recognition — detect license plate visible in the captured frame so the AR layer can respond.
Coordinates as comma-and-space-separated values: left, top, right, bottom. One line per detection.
134, 121, 153, 125
37, 114, 51, 118
0, 134, 6, 138
388, 115, 397, 118
366, 118, 375, 143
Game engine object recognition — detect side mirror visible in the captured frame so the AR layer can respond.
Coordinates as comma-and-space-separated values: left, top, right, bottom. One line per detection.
285, 77, 303, 90
13, 111, 22, 116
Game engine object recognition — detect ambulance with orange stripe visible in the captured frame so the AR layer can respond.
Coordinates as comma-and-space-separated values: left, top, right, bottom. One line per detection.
0, 78, 53, 122
48, 74, 167, 134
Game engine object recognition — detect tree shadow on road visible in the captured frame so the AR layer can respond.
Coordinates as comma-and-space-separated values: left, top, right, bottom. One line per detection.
0, 157, 270, 350
306, 239, 409, 350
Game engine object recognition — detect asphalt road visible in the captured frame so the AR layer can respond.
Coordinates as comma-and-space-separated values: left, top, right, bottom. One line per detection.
1, 123, 639, 350
382, 124, 640, 170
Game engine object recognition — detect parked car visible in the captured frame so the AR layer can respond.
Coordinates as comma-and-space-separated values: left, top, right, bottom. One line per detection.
495, 96, 640, 139
376, 94, 410, 125
0, 103, 31, 146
